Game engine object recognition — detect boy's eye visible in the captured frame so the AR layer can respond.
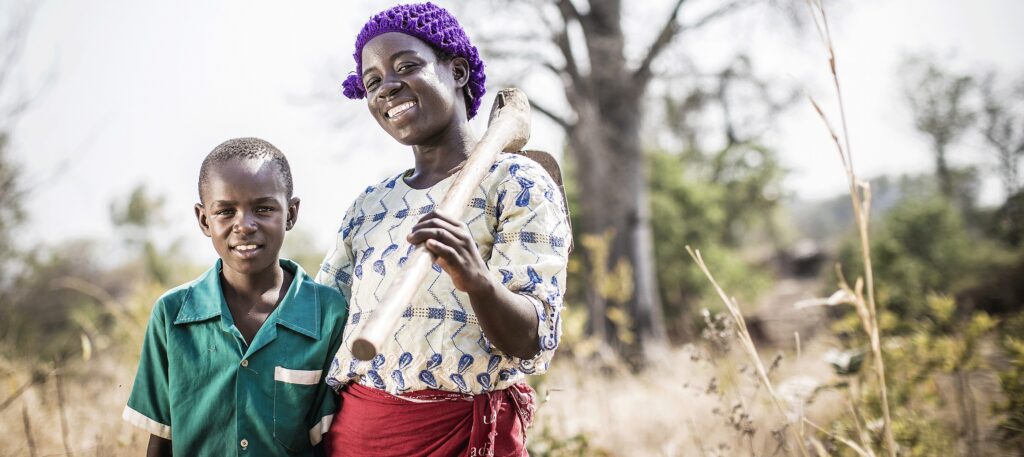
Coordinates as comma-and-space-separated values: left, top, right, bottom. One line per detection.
216, 209, 235, 217
256, 206, 274, 213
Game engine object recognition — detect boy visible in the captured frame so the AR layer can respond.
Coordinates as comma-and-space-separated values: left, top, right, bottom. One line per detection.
123, 138, 347, 456
319, 3, 571, 456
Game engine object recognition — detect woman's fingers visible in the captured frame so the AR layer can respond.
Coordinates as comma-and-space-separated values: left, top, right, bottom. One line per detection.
407, 226, 462, 247
424, 238, 462, 267
408, 212, 472, 247
418, 209, 461, 227
408, 211, 489, 293
412, 213, 460, 233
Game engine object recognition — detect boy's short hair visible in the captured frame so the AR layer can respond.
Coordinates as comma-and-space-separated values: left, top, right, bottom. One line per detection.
198, 137, 293, 202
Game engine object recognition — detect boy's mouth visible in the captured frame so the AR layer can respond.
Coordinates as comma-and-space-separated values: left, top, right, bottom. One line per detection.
231, 243, 264, 259
385, 101, 417, 120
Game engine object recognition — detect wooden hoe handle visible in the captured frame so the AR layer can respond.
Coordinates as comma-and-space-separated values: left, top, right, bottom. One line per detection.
350, 88, 532, 361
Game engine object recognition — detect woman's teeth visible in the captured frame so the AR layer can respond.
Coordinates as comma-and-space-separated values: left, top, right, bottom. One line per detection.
387, 101, 416, 119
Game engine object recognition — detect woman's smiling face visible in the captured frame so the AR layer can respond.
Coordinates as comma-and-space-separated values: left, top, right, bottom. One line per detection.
360, 32, 468, 146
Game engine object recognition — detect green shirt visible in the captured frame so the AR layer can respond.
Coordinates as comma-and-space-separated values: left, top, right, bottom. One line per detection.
123, 259, 347, 456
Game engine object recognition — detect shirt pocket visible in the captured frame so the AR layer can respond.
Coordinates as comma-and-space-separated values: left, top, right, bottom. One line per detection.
273, 366, 322, 452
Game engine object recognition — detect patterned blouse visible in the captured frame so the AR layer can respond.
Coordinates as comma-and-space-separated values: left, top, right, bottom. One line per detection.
317, 153, 571, 395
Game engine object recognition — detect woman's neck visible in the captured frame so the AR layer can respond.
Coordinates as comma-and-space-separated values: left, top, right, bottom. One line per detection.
406, 120, 477, 189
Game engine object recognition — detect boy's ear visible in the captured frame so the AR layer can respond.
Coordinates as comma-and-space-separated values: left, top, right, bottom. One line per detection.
194, 203, 213, 237
286, 197, 301, 231
450, 57, 470, 88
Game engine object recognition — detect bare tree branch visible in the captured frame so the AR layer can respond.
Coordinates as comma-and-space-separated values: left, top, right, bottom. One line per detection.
0, 3, 36, 102
531, 99, 574, 130
634, 0, 750, 86
633, 0, 688, 86
540, 61, 566, 79
553, 28, 586, 90
685, 0, 752, 30
532, 98, 573, 130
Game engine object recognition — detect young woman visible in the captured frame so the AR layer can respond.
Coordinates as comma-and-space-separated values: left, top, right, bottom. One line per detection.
317, 3, 570, 456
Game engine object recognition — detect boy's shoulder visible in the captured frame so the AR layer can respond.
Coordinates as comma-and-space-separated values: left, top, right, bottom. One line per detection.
296, 266, 347, 309
148, 266, 219, 320
149, 262, 347, 326
288, 262, 349, 329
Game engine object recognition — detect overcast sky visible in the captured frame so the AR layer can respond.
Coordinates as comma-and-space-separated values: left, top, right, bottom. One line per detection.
7, 0, 1024, 265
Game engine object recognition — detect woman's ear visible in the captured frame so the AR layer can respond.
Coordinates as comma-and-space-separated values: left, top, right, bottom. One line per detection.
450, 57, 470, 88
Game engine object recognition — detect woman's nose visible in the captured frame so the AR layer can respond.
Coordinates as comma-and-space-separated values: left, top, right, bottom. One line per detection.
377, 76, 401, 99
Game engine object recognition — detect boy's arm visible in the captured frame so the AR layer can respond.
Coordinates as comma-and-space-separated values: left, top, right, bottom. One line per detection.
147, 434, 171, 457
123, 299, 173, 442
307, 290, 347, 449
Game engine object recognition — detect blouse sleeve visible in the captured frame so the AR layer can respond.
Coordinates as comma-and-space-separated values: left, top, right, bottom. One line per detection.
315, 193, 367, 301
487, 157, 572, 374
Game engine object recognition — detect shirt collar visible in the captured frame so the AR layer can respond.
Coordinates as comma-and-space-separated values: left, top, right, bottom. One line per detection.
173, 259, 321, 340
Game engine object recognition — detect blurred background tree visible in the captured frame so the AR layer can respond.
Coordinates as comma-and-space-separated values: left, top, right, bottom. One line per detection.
471, 0, 805, 358
900, 55, 977, 204
820, 54, 1024, 456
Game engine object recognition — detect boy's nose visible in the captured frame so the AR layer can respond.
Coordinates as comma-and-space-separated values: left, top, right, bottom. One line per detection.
233, 214, 258, 233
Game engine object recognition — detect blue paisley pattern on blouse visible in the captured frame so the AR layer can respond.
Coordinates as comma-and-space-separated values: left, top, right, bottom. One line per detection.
317, 153, 570, 395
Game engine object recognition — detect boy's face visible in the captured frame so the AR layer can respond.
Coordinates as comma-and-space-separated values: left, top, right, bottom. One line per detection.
194, 158, 299, 278
360, 32, 469, 146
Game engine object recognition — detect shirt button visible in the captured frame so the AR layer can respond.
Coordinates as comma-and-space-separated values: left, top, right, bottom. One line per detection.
240, 359, 249, 367
240, 438, 249, 448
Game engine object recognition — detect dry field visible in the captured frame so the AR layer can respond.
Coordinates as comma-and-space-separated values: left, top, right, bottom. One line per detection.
1, 333, 846, 457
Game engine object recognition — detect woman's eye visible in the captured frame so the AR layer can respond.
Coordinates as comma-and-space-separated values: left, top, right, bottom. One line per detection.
365, 78, 380, 91
397, 63, 417, 73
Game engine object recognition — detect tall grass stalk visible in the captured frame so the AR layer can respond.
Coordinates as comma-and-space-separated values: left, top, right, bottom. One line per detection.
56, 370, 72, 455
685, 246, 812, 457
21, 401, 37, 457
802, 0, 896, 454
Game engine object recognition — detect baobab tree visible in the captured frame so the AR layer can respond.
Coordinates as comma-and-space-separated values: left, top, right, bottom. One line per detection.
462, 0, 802, 356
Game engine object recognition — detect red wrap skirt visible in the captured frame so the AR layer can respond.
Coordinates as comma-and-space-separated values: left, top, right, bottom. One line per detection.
323, 382, 535, 457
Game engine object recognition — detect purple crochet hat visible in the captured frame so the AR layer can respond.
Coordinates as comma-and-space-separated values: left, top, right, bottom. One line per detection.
341, 2, 486, 119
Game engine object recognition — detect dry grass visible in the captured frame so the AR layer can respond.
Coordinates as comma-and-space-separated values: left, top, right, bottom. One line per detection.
531, 340, 845, 456
0, 355, 144, 456
670, 1, 900, 455
0, 336, 853, 457
802, 0, 895, 454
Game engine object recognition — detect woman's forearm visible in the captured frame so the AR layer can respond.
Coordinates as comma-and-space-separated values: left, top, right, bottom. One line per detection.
466, 276, 540, 360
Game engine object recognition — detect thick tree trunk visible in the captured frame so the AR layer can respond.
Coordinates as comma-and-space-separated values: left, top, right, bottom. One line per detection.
565, 0, 667, 353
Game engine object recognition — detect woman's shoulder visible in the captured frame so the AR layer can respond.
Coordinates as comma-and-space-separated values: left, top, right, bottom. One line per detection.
362, 171, 409, 196
485, 152, 557, 186
345, 170, 410, 210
